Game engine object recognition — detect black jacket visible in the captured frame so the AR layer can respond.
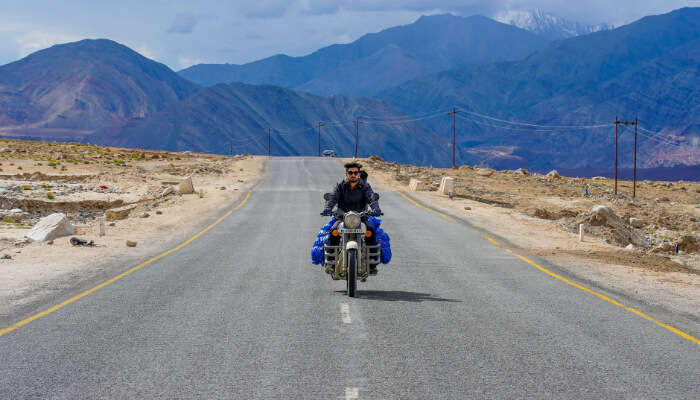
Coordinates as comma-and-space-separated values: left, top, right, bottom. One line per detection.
325, 179, 380, 213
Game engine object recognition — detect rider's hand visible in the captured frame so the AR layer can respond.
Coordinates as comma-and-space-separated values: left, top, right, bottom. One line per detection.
320, 209, 332, 216
373, 209, 383, 216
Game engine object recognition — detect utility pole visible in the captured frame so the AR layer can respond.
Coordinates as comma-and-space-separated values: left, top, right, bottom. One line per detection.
614, 117, 638, 196
633, 116, 638, 198
354, 119, 361, 159
267, 128, 272, 157
317, 122, 324, 157
615, 115, 619, 195
229, 141, 233, 157
447, 108, 461, 168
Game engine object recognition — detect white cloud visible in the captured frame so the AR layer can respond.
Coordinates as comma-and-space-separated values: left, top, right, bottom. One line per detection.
16, 30, 79, 57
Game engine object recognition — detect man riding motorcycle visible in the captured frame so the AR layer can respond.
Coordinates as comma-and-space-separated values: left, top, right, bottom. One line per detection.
321, 162, 382, 275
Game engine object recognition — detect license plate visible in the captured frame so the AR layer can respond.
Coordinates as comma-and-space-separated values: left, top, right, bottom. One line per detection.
339, 228, 363, 234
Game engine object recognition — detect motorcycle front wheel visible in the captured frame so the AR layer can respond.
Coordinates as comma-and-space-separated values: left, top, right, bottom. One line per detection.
346, 249, 357, 297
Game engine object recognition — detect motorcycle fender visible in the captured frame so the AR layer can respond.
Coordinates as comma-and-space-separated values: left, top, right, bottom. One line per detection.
346, 241, 359, 250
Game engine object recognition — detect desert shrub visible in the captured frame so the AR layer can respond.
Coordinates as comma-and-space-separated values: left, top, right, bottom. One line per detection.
46, 192, 55, 199
22, 185, 31, 190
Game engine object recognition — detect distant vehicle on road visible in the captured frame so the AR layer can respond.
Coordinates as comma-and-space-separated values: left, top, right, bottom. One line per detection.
322, 149, 336, 157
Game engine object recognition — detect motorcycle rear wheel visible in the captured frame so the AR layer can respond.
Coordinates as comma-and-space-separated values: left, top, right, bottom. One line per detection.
347, 249, 357, 297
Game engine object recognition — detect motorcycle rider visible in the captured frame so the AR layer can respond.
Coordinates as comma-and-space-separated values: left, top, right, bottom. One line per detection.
321, 162, 382, 274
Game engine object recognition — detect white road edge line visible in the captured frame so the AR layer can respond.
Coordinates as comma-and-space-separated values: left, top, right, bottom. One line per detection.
345, 387, 359, 399
341, 303, 352, 324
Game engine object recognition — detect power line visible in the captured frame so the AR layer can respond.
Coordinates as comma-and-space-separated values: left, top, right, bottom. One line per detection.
460, 109, 615, 129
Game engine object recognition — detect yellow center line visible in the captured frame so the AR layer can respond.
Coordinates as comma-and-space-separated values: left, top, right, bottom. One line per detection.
1, 166, 268, 338
397, 191, 453, 221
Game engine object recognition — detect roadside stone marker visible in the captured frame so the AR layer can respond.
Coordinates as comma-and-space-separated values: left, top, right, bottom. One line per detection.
438, 177, 455, 195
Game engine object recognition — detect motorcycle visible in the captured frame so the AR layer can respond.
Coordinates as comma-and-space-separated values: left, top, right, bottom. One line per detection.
321, 193, 382, 297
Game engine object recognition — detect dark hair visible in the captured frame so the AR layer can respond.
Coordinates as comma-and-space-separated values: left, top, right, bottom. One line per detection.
344, 162, 362, 171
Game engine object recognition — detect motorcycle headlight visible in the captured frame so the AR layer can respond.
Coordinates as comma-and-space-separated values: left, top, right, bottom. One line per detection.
344, 213, 361, 229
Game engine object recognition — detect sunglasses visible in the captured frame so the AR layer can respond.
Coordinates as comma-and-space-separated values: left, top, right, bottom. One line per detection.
346, 170, 360, 175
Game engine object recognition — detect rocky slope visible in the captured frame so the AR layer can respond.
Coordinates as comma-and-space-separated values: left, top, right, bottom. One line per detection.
0, 39, 199, 141
87, 83, 449, 165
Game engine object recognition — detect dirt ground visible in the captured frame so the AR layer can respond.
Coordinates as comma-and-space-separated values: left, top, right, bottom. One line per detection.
356, 156, 700, 318
0, 139, 264, 318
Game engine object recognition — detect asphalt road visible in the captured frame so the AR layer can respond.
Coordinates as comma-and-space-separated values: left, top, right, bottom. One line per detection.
1, 157, 698, 399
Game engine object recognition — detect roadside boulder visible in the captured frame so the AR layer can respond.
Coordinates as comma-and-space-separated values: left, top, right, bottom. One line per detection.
629, 217, 645, 228
577, 205, 649, 248
105, 204, 137, 221
476, 168, 495, 177
546, 170, 560, 179
161, 186, 175, 197
178, 176, 195, 194
26, 213, 75, 242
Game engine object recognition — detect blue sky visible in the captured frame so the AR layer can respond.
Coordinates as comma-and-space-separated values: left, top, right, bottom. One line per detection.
0, 0, 694, 70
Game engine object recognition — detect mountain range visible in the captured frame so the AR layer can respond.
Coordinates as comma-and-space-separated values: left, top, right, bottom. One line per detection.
0, 8, 697, 170
380, 7, 700, 169
178, 14, 548, 97
89, 82, 448, 165
0, 39, 448, 165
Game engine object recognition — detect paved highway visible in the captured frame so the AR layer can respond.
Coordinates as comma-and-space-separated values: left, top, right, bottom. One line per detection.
1, 158, 698, 399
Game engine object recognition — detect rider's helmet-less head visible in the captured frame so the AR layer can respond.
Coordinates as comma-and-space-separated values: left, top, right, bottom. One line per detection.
344, 162, 362, 182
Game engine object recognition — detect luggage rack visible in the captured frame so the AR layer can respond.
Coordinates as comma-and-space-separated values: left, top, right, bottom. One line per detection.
323, 241, 381, 271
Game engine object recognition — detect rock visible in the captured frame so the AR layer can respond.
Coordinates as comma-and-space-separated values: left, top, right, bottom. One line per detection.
108, 222, 116, 227
26, 213, 75, 242
155, 210, 163, 215
625, 244, 635, 250
655, 197, 670, 202
513, 168, 529, 175
140, 212, 150, 218
580, 205, 649, 248
546, 170, 560, 179
678, 235, 699, 253
476, 168, 495, 177
0, 147, 11, 153
105, 204, 137, 221
161, 186, 175, 197
1, 254, 11, 259
182, 151, 192, 155
408, 178, 428, 192
464, 206, 471, 210
438, 177, 455, 195
220, 186, 226, 190
9, 208, 23, 213
178, 176, 195, 194
47, 240, 54, 245
533, 208, 556, 220
629, 217, 645, 228
592, 176, 607, 180
126, 240, 137, 247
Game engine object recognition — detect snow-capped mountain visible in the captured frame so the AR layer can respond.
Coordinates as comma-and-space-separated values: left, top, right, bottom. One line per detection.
493, 9, 613, 40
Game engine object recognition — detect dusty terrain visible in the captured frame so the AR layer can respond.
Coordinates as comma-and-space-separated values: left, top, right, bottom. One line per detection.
357, 156, 700, 318
0, 139, 264, 317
